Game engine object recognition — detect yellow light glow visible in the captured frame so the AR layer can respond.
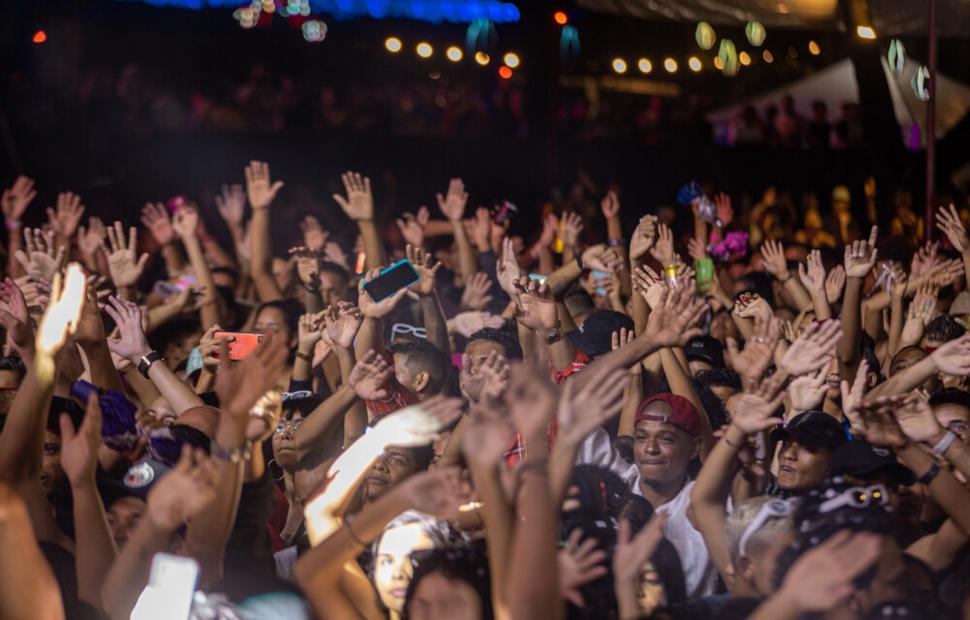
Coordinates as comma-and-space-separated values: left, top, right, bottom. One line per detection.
416, 42, 433, 58
808, 40, 820, 55
856, 25, 876, 40
739, 51, 751, 65
474, 51, 490, 65
446, 46, 463, 61
688, 56, 702, 72
611, 57, 628, 74
663, 57, 678, 73
763, 49, 774, 63
637, 58, 652, 73
503, 52, 520, 68
35, 263, 88, 384
713, 56, 724, 70
385, 36, 402, 53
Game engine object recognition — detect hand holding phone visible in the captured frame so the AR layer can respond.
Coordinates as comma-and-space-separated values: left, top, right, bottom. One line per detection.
362, 259, 420, 302
212, 332, 264, 361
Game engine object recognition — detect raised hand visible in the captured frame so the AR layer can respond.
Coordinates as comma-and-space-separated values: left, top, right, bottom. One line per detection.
450, 311, 503, 337
395, 206, 430, 249
496, 237, 524, 297
557, 365, 627, 445
357, 267, 409, 318
535, 213, 558, 250
761, 239, 789, 280
929, 334, 970, 375
478, 351, 511, 402
322, 240, 349, 271
839, 358, 869, 429
245, 160, 284, 210
513, 277, 558, 332
901, 284, 937, 346
612, 513, 667, 585
406, 243, 441, 296
731, 374, 785, 434
396, 467, 472, 521
646, 282, 708, 347
299, 215, 329, 253
104, 296, 151, 363
348, 349, 391, 400
687, 237, 708, 261
140, 202, 175, 246
715, 192, 733, 227
146, 446, 220, 532
59, 395, 103, 488
215, 334, 289, 416
77, 217, 107, 259
15, 227, 66, 283
322, 302, 362, 349
733, 292, 773, 322
288, 246, 321, 289
0, 277, 33, 355
102, 222, 149, 288
460, 271, 494, 311
505, 362, 558, 439
726, 315, 781, 385
825, 264, 846, 304
559, 211, 584, 248
467, 207, 492, 251
199, 324, 232, 370
843, 226, 879, 278
435, 178, 468, 222
373, 395, 464, 448
632, 264, 665, 309
47, 192, 85, 241
788, 368, 827, 413
911, 242, 939, 280
558, 529, 608, 608
629, 214, 658, 262
851, 396, 908, 448
780, 320, 842, 376
1, 175, 36, 224
894, 392, 945, 444
461, 401, 514, 467
936, 203, 969, 253
297, 312, 324, 351
798, 249, 826, 294
214, 183, 246, 229
649, 223, 675, 267
171, 206, 201, 240
600, 190, 620, 219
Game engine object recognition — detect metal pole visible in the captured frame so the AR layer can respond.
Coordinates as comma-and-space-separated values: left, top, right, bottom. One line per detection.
926, 0, 937, 238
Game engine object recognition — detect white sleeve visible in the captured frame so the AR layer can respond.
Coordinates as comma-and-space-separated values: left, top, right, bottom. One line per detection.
574, 427, 639, 487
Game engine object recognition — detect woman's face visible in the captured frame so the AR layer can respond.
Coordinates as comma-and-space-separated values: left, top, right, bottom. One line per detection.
271, 414, 304, 470
374, 523, 434, 613
636, 561, 667, 615
254, 306, 293, 347
107, 496, 146, 548
408, 572, 482, 620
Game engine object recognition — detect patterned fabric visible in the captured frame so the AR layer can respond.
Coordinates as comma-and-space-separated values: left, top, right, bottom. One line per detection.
364, 352, 417, 420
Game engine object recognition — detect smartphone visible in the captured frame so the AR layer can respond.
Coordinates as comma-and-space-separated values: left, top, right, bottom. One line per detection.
130, 553, 198, 620
528, 272, 548, 284
590, 269, 609, 297
695, 257, 713, 293
363, 259, 419, 302
153, 274, 196, 299
213, 331, 264, 361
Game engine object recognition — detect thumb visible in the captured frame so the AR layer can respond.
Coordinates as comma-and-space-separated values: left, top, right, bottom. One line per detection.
270, 181, 284, 196
59, 413, 77, 442
136, 253, 150, 271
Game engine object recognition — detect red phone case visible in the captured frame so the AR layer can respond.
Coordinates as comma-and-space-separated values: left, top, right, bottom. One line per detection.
213, 332, 264, 361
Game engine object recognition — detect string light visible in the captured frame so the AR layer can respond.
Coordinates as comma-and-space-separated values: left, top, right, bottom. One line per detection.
637, 58, 652, 74
32, 30, 47, 44
745, 21, 766, 46
499, 66, 513, 79
474, 51, 490, 65
739, 51, 751, 66
301, 20, 327, 43
663, 57, 678, 73
385, 36, 403, 52
554, 10, 568, 25
695, 22, 716, 50
611, 57, 628, 74
713, 56, 724, 70
808, 40, 820, 55
856, 25, 876, 40
503, 52, 520, 68
416, 42, 433, 58
762, 50, 774, 63
446, 46, 463, 61
688, 56, 702, 72
888, 39, 905, 75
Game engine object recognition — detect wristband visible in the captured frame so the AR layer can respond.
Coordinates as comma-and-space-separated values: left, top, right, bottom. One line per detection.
575, 254, 585, 271
138, 351, 164, 378
210, 440, 253, 463
296, 351, 313, 362
932, 430, 957, 456
5, 219, 21, 231
916, 462, 940, 485
608, 238, 627, 247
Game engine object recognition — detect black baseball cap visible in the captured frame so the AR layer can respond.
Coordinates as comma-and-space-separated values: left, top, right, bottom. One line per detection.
98, 458, 171, 507
685, 336, 725, 368
828, 440, 915, 485
771, 411, 847, 452
567, 310, 635, 358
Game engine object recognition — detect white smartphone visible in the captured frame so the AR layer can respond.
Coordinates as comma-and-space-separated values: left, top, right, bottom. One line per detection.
130, 553, 199, 620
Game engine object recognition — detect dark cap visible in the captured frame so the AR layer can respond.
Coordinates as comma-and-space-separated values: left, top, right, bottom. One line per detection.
567, 310, 635, 358
828, 440, 915, 485
684, 336, 725, 368
98, 458, 171, 507
771, 411, 847, 452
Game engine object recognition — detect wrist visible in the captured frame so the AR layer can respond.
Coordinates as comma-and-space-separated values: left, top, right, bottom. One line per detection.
128, 346, 154, 365
5, 219, 21, 230
776, 271, 791, 282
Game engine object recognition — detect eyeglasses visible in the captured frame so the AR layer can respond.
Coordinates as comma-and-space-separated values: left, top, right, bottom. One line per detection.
817, 484, 889, 515
274, 418, 303, 434
738, 499, 791, 557
947, 420, 969, 435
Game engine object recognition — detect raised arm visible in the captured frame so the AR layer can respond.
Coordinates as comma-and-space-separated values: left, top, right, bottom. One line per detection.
436, 178, 475, 282
245, 160, 286, 302
172, 206, 222, 329
407, 244, 449, 355
936, 203, 970, 284
101, 222, 150, 303
762, 240, 812, 312
334, 171, 384, 271
353, 267, 409, 359
140, 202, 185, 277
2, 176, 36, 279
839, 226, 878, 368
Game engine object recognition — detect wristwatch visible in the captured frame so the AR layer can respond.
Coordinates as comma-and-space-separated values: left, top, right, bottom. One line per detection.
138, 351, 165, 378
210, 440, 253, 463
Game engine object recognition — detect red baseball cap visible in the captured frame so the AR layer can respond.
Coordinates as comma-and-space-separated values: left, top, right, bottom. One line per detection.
635, 393, 703, 439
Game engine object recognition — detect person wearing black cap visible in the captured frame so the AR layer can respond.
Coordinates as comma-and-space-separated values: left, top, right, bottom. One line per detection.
566, 309, 635, 359
770, 410, 846, 494
684, 335, 725, 376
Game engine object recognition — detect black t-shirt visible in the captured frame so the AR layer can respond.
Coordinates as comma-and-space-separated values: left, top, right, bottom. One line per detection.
223, 468, 276, 581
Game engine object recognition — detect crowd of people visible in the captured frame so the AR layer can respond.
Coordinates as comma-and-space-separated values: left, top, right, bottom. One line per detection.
1, 157, 970, 620
714, 95, 865, 149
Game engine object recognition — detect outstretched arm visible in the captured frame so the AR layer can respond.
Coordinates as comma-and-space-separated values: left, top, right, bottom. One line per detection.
245, 161, 286, 302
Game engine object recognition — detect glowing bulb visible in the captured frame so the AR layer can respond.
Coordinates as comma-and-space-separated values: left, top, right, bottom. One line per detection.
695, 22, 716, 50
474, 51, 490, 65
416, 42, 433, 58
498, 66, 513, 79
663, 57, 677, 73
32, 30, 47, 44
446, 46, 463, 61
637, 58, 652, 74
739, 51, 751, 66
611, 58, 628, 74
554, 11, 568, 25
808, 40, 820, 55
503, 52, 520, 68
385, 37, 402, 52
713, 56, 724, 70
688, 56, 702, 72
762, 49, 774, 63
856, 25, 876, 40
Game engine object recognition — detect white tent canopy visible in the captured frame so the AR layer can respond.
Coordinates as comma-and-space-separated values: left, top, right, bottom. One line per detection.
706, 57, 970, 146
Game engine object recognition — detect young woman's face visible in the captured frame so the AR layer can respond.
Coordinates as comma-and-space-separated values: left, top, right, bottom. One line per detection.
636, 561, 667, 615
374, 523, 434, 613
40, 430, 62, 494
107, 496, 147, 548
408, 571, 482, 620
254, 306, 293, 347
271, 414, 304, 470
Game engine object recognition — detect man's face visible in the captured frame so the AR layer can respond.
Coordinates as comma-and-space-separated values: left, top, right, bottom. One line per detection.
318, 271, 348, 306
890, 347, 927, 377
107, 496, 146, 548
777, 440, 830, 492
933, 402, 970, 442
40, 430, 62, 494
362, 446, 417, 503
464, 340, 506, 374
633, 411, 698, 489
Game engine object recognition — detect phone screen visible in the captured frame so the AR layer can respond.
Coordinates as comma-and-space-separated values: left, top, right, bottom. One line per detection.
363, 260, 419, 302
131, 553, 198, 620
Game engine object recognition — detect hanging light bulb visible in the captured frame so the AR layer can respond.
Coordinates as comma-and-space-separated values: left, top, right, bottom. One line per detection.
745, 21, 766, 46
695, 22, 716, 50
888, 39, 905, 75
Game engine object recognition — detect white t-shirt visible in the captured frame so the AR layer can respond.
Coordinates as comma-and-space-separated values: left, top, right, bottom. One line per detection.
577, 428, 721, 600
